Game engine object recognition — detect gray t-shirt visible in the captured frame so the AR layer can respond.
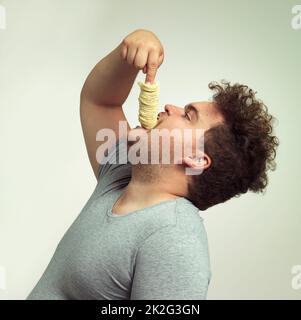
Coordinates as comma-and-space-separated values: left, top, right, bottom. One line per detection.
26, 136, 211, 300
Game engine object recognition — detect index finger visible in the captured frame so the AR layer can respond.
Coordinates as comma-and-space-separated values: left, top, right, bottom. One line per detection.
145, 50, 159, 84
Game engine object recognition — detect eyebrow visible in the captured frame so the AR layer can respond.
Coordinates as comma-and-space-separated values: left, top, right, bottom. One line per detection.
185, 104, 200, 121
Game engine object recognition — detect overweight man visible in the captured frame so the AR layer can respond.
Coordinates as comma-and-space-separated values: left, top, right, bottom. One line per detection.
26, 29, 278, 300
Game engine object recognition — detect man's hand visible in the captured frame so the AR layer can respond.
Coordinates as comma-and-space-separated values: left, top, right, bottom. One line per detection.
120, 29, 164, 84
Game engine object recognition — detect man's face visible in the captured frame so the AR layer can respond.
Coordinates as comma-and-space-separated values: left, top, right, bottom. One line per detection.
155, 101, 223, 131
128, 101, 224, 165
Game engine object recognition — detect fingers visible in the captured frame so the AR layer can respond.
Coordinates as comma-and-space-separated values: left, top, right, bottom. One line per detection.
143, 54, 162, 74
120, 43, 128, 60
134, 48, 148, 70
126, 46, 138, 65
120, 37, 162, 82
158, 53, 164, 67
145, 49, 159, 84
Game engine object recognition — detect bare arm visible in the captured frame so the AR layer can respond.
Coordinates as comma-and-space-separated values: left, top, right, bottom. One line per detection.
80, 42, 139, 106
80, 29, 164, 179
80, 43, 138, 178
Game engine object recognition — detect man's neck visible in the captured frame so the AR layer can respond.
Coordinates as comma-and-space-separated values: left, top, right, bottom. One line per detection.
112, 164, 187, 215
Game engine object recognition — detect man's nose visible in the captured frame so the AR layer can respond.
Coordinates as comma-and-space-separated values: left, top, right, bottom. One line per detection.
164, 104, 183, 116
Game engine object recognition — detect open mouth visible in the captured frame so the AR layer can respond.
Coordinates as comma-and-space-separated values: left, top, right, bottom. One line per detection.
134, 112, 165, 131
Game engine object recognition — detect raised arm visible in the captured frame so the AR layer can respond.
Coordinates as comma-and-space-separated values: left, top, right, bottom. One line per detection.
80, 29, 164, 179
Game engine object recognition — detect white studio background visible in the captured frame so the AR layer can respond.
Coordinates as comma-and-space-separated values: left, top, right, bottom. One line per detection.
0, 0, 300, 299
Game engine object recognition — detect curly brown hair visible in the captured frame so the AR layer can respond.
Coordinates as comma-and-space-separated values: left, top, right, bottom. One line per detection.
187, 80, 279, 211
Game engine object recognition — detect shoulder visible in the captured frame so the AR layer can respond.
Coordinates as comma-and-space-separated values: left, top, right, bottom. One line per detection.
138, 197, 210, 259
131, 197, 212, 290
174, 197, 208, 241
137, 197, 207, 246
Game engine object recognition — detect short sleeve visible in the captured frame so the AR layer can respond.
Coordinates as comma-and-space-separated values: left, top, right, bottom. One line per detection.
130, 223, 211, 300
96, 135, 132, 196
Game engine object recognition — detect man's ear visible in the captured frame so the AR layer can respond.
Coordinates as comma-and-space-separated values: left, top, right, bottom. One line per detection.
182, 153, 211, 170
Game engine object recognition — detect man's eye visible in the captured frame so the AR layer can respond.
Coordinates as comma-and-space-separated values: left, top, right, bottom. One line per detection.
183, 112, 190, 121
